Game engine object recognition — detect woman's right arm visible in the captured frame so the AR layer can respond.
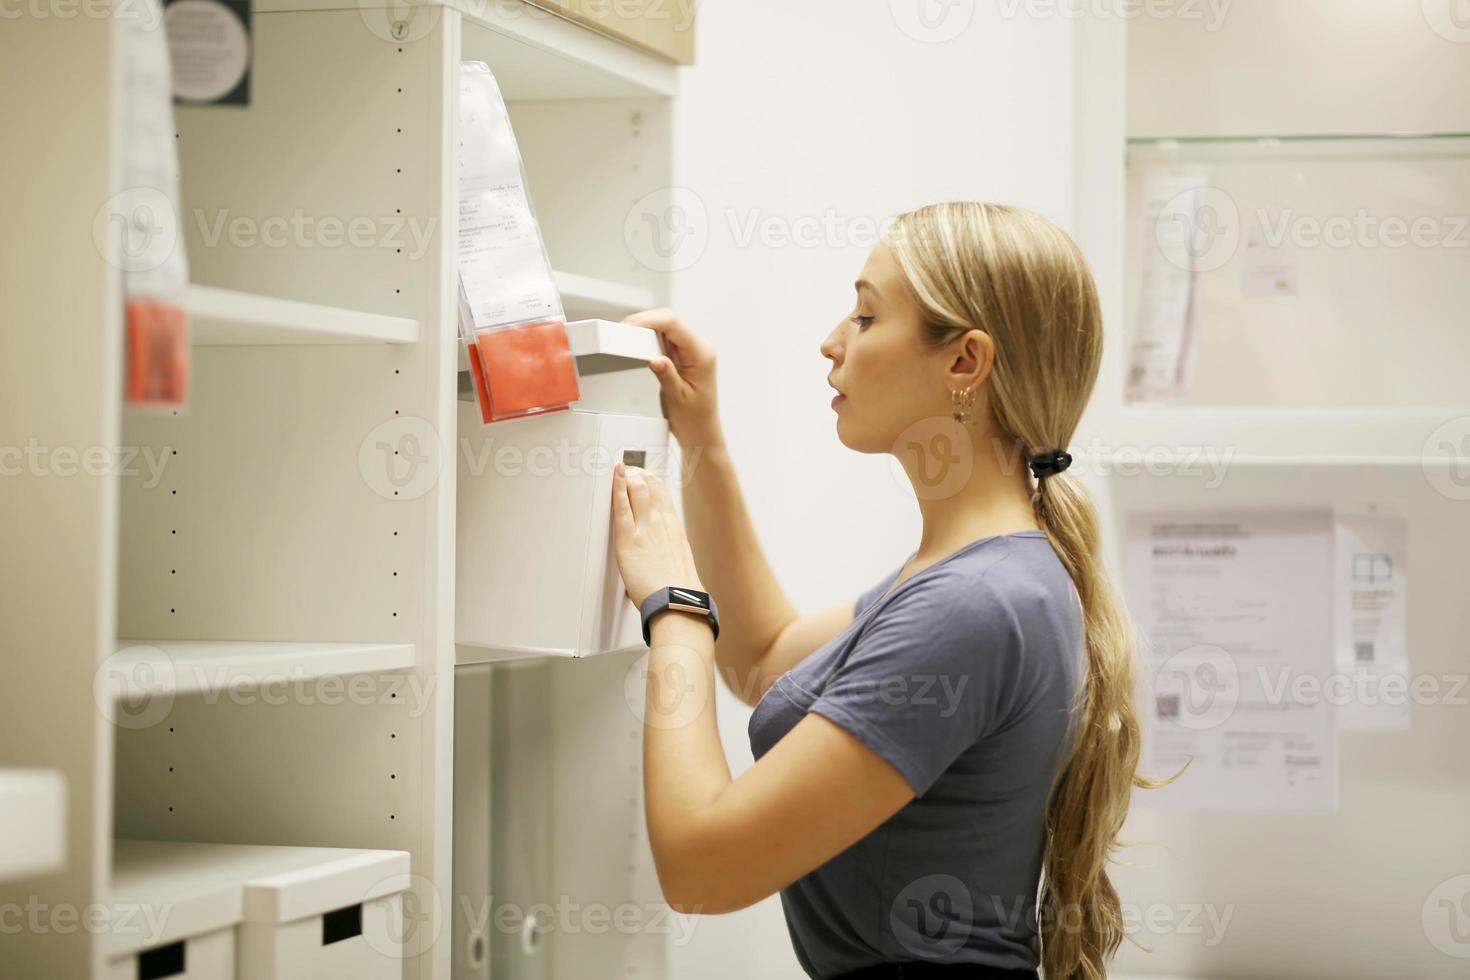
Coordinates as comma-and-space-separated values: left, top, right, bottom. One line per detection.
625, 309, 853, 707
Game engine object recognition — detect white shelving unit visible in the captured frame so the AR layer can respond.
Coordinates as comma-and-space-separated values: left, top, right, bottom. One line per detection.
2, 2, 682, 978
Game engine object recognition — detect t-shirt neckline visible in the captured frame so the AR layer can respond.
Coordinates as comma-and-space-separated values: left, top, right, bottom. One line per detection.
867, 529, 1047, 613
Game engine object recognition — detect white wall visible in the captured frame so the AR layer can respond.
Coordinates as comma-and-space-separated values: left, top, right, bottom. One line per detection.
1128, 0, 1470, 138
665, 3, 1077, 976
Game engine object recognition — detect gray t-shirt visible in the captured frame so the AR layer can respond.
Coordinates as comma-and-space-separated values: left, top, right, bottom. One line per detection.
747, 530, 1082, 978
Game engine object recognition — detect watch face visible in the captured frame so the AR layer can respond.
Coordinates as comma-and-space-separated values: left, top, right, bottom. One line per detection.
667, 588, 711, 614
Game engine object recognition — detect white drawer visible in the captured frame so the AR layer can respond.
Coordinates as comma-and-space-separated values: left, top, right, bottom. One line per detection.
237, 892, 404, 980
456, 404, 675, 661
107, 928, 234, 980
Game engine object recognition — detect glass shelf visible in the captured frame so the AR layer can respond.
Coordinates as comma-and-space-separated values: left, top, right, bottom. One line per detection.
1127, 132, 1470, 146
1121, 131, 1470, 411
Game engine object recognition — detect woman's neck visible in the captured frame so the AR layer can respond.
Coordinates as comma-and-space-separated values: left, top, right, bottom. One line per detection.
901, 428, 1041, 561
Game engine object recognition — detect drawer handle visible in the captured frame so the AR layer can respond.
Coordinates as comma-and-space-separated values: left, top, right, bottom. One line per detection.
322, 903, 364, 946
137, 940, 186, 980
622, 449, 646, 469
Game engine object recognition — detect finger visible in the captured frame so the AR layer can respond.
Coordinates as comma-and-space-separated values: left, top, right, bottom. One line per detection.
649, 355, 693, 401
624, 309, 709, 363
625, 466, 652, 523
646, 473, 675, 536
611, 466, 634, 532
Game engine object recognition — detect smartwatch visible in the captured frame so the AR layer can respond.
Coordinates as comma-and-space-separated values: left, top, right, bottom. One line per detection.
639, 587, 720, 646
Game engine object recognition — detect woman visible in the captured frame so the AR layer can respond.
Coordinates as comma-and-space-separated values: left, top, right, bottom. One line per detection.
610, 202, 1147, 980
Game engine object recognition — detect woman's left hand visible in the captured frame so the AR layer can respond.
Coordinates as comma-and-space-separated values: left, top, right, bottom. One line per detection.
611, 463, 704, 609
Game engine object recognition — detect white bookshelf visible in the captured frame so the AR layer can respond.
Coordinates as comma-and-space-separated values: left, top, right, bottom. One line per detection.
0, 770, 66, 885
1, 2, 681, 978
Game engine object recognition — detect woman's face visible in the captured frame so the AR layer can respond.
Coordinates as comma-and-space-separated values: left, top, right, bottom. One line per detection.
821, 240, 959, 455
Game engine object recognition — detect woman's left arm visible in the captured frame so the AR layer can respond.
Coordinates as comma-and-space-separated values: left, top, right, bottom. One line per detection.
612, 464, 917, 915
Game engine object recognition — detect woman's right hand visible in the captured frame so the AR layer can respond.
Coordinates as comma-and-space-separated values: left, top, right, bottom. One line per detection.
624, 308, 723, 448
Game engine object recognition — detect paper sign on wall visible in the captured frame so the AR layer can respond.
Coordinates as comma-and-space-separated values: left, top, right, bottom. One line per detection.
1126, 510, 1339, 812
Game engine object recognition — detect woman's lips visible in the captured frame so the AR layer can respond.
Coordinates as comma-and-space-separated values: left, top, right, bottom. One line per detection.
831, 393, 847, 409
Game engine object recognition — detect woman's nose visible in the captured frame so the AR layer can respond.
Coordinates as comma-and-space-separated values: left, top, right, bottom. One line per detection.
820, 323, 844, 363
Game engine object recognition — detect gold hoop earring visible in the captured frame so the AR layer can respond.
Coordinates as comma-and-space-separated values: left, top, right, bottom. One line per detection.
951, 386, 976, 424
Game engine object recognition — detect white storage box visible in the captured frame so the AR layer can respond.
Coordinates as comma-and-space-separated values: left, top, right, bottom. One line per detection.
456, 403, 675, 661
109, 841, 243, 980
109, 841, 410, 980
235, 847, 408, 980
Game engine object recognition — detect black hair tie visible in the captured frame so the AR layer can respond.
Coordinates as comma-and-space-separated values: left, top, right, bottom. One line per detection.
1029, 450, 1072, 480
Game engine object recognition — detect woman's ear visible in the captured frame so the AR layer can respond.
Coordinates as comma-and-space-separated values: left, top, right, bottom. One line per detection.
946, 328, 995, 390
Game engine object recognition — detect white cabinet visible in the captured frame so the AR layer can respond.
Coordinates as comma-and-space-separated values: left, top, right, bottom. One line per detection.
456, 405, 674, 662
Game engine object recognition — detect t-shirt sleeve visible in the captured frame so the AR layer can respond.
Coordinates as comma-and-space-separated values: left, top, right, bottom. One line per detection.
812, 572, 1025, 798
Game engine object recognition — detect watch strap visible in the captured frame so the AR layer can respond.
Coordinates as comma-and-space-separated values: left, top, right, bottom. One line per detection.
639, 587, 720, 646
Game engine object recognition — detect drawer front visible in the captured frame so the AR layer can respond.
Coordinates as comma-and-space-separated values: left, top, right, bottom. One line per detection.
108, 928, 235, 980
237, 894, 404, 980
530, 0, 695, 65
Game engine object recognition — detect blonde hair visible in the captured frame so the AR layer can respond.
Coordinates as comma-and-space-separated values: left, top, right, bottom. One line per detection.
886, 202, 1160, 980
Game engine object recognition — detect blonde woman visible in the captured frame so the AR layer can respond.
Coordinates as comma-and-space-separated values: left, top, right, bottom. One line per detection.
610, 202, 1145, 980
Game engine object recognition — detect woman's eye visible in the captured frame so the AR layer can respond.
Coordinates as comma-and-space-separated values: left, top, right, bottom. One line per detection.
850, 314, 875, 330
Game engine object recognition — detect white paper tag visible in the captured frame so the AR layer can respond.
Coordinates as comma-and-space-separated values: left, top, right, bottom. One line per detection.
1333, 512, 1410, 731
457, 62, 562, 333
1127, 174, 1205, 401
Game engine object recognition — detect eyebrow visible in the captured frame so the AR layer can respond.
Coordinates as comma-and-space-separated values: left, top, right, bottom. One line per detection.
854, 279, 881, 299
